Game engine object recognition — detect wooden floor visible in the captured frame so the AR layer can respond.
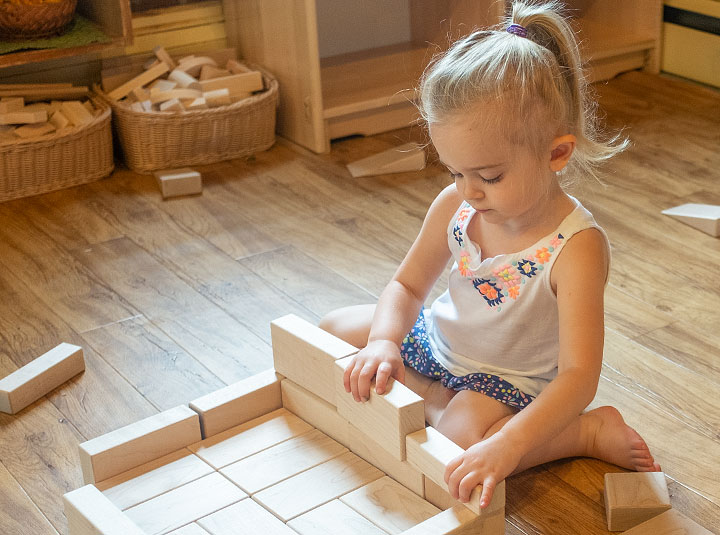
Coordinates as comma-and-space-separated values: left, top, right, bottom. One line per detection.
0, 71, 718, 535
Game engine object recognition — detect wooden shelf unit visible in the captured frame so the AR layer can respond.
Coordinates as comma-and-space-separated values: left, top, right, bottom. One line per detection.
0, 0, 133, 69
223, 0, 662, 154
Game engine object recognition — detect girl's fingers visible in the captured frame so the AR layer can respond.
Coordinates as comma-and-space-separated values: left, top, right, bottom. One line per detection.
444, 457, 465, 500
349, 364, 362, 401
357, 363, 375, 401
444, 455, 463, 485
478, 477, 496, 508
343, 360, 355, 393
375, 361, 392, 394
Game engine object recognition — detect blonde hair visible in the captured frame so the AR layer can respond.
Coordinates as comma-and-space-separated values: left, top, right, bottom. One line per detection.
418, 0, 627, 182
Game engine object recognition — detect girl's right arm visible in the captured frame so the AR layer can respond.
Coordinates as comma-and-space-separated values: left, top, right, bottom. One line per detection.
343, 184, 461, 401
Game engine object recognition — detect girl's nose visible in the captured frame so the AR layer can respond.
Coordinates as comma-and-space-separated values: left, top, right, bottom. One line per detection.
462, 179, 485, 200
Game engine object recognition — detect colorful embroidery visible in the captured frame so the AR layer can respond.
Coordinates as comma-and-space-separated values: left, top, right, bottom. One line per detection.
516, 259, 539, 278
452, 204, 472, 247
452, 224, 464, 246
458, 251, 473, 277
473, 278, 505, 307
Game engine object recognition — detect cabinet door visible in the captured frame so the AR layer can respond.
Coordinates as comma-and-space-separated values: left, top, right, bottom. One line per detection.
223, 0, 327, 153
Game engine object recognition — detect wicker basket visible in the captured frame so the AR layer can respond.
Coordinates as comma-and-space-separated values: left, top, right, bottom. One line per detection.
0, 0, 77, 40
0, 97, 114, 202
95, 66, 279, 174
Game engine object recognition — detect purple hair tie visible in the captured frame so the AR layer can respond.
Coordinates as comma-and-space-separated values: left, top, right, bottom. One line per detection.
506, 23, 528, 38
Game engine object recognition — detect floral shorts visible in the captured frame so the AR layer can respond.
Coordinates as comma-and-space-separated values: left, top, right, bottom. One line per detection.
399, 313, 535, 409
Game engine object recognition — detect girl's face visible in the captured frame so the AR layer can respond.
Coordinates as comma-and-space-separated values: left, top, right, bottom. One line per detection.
430, 112, 559, 227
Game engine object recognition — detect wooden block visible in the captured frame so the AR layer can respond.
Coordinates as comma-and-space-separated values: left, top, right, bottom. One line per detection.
347, 143, 426, 178
83, 100, 95, 114
0, 97, 24, 113
49, 110, 70, 130
189, 71, 264, 98
149, 79, 178, 92
0, 86, 89, 102
96, 448, 214, 510
424, 477, 461, 510
108, 62, 170, 101
335, 356, 424, 461
253, 451, 384, 521
176, 56, 217, 77
131, 86, 151, 102
341, 476, 440, 534
281, 378, 351, 447
226, 59, 252, 74
188, 408, 313, 469
49, 100, 63, 113
153, 168, 202, 199
271, 314, 358, 405
144, 58, 161, 70
130, 102, 145, 112
604, 471, 672, 531
203, 88, 231, 108
189, 368, 283, 438
141, 100, 153, 112
288, 500, 388, 535
167, 524, 210, 535
159, 98, 184, 112
348, 422, 424, 497
0, 110, 47, 125
22, 102, 51, 112
199, 64, 231, 80
78, 405, 201, 484
184, 97, 207, 110
61, 101, 94, 126
661, 204, 720, 237
0, 343, 84, 414
405, 426, 505, 516
13, 122, 55, 139
399, 504, 504, 535
623, 509, 714, 535
221, 428, 347, 494
197, 499, 296, 535
153, 45, 177, 70
168, 69, 199, 88
63, 484, 147, 535
124, 473, 246, 535
150, 89, 202, 104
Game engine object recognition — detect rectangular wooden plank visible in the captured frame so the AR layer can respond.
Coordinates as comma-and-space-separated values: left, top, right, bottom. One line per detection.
271, 314, 358, 405
0, 343, 84, 414
253, 451, 384, 521
79, 405, 201, 484
108, 62, 170, 100
424, 477, 462, 511
124, 473, 246, 535
96, 448, 214, 510
63, 485, 146, 535
398, 505, 503, 535
188, 408, 312, 469
287, 500, 388, 535
190, 368, 283, 438
335, 357, 424, 461
196, 499, 296, 535
220, 428, 347, 494
340, 476, 440, 534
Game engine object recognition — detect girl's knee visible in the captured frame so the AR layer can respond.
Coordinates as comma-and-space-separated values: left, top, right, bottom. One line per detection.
317, 304, 375, 348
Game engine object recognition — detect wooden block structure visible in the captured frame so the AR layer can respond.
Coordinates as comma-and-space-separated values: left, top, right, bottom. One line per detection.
346, 142, 426, 178
153, 168, 202, 199
65, 313, 506, 535
622, 509, 714, 534
661, 203, 720, 237
604, 471, 672, 531
0, 343, 84, 414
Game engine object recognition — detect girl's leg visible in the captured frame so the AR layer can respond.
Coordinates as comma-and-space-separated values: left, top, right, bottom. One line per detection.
318, 305, 456, 425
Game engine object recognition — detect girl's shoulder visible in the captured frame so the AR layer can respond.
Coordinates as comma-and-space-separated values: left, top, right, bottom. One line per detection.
427, 184, 465, 223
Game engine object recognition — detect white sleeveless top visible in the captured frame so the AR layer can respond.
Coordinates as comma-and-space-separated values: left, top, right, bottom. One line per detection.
427, 196, 609, 397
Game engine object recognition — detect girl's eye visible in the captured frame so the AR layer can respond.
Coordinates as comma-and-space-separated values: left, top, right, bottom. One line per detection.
449, 172, 462, 180
481, 174, 503, 184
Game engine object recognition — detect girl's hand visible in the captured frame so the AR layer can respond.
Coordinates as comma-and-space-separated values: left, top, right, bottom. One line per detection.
444, 432, 522, 506
343, 339, 405, 402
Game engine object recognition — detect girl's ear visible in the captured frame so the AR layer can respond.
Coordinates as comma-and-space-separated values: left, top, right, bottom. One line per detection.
549, 134, 577, 172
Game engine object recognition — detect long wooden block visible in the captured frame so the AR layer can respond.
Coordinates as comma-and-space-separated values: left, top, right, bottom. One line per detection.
197, 499, 297, 535
340, 476, 440, 534
78, 405, 201, 484
253, 451, 384, 521
153, 45, 177, 70
189, 71, 263, 98
203, 88, 231, 107
96, 448, 214, 510
14, 122, 55, 138
124, 473, 246, 535
287, 499, 389, 535
63, 484, 147, 535
0, 343, 84, 414
168, 70, 198, 88
188, 408, 313, 469
623, 509, 714, 534
604, 471, 672, 531
0, 110, 46, 125
150, 89, 202, 104
0, 97, 23, 113
405, 426, 505, 516
221, 428, 347, 494
271, 314, 358, 405
108, 62, 170, 101
334, 356, 424, 461
0, 86, 89, 101
190, 368, 283, 438
346, 143, 426, 178
661, 203, 720, 237
61, 101, 94, 126
281, 378, 350, 447
398, 504, 504, 535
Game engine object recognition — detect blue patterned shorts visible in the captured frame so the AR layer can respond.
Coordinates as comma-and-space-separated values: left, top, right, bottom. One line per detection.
399, 313, 535, 409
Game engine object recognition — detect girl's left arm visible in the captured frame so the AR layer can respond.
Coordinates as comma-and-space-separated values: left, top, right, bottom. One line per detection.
444, 227, 610, 506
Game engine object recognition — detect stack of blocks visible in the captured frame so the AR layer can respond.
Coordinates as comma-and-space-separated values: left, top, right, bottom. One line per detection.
64, 314, 506, 535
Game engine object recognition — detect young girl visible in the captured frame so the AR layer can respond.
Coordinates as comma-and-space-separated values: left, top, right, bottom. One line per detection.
320, 0, 660, 509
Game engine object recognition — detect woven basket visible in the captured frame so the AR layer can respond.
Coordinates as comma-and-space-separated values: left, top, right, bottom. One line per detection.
95, 65, 279, 174
0, 0, 77, 40
0, 97, 114, 202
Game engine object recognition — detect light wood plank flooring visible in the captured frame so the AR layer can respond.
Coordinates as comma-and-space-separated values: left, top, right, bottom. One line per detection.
0, 71, 718, 534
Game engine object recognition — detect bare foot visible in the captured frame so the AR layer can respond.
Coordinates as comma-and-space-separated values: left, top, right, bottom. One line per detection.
584, 406, 662, 472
